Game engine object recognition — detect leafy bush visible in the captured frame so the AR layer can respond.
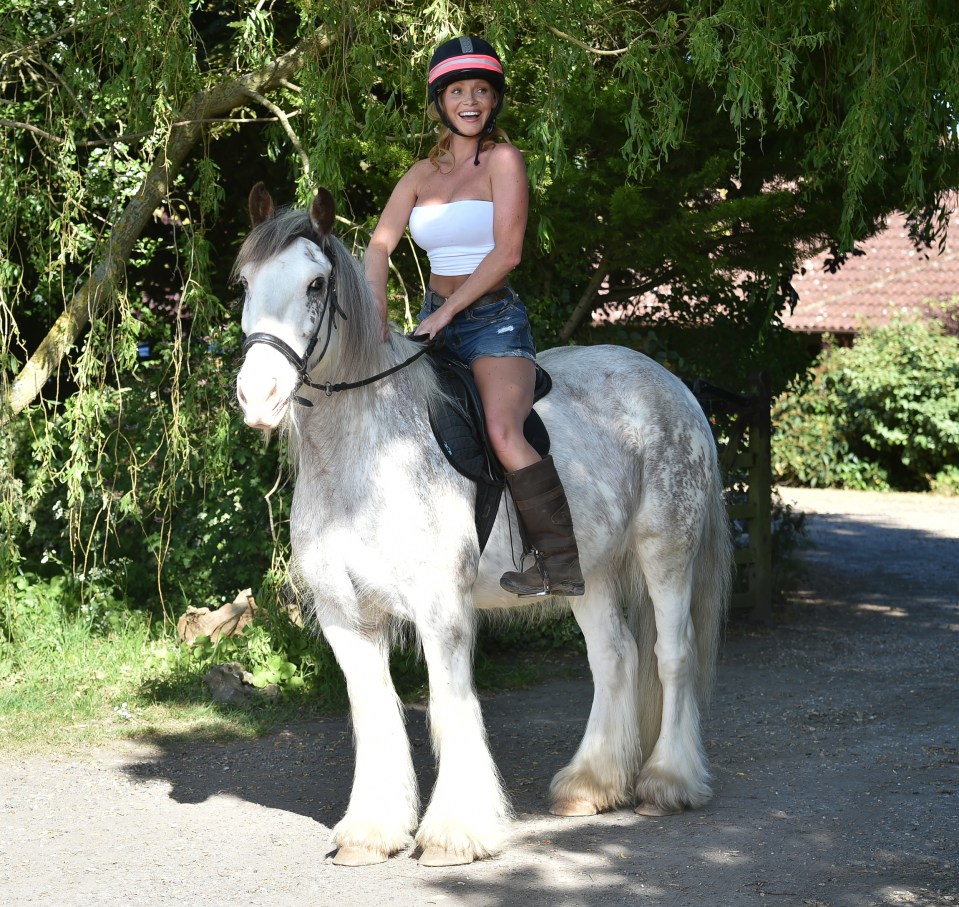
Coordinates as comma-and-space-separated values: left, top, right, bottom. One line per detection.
148, 585, 346, 706
1, 320, 291, 660
773, 317, 959, 490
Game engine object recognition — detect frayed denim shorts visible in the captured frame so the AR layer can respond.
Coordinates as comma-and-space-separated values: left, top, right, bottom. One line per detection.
417, 286, 537, 366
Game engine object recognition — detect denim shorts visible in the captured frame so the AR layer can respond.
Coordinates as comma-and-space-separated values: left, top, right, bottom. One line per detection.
417, 286, 537, 366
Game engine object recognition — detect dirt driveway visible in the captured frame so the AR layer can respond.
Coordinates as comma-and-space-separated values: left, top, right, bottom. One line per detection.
1, 488, 956, 906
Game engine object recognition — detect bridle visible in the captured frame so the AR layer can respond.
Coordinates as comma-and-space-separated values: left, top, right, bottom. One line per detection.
240, 255, 432, 407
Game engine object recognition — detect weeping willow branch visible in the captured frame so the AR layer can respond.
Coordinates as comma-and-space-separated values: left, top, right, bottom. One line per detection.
544, 23, 632, 56
243, 87, 309, 177
0, 119, 66, 142
2, 26, 331, 423
0, 116, 294, 146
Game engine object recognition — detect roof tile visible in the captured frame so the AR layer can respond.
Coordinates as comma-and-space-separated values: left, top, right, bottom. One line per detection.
783, 211, 958, 333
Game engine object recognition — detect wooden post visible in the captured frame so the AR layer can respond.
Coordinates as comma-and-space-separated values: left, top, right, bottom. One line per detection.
723, 371, 772, 621
748, 371, 773, 621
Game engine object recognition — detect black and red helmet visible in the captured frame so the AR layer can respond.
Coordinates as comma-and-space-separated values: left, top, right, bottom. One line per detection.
427, 36, 507, 104
427, 36, 507, 142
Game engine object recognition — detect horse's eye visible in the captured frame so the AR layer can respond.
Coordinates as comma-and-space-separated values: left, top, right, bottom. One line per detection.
229, 279, 247, 311
308, 276, 325, 294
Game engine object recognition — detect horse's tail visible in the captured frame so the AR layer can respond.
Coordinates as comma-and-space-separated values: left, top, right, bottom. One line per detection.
690, 465, 734, 707
627, 464, 733, 762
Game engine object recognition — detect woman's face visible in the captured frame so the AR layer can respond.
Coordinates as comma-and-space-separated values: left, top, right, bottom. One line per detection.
441, 78, 496, 134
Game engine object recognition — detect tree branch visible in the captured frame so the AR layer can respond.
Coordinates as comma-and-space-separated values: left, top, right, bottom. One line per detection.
558, 254, 611, 342
2, 27, 331, 422
1, 115, 296, 146
243, 88, 309, 177
0, 118, 64, 142
545, 23, 631, 56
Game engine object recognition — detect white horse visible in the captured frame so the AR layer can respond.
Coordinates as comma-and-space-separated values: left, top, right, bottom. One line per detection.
233, 184, 733, 867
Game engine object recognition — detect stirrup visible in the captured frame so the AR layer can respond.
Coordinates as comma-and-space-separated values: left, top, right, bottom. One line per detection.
520, 550, 552, 597
503, 549, 553, 598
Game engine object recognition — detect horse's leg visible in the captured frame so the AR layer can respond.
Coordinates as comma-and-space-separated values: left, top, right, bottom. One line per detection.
415, 610, 512, 866
320, 614, 419, 865
549, 575, 642, 816
633, 544, 713, 816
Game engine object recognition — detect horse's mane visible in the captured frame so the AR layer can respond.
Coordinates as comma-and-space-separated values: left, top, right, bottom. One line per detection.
233, 205, 447, 437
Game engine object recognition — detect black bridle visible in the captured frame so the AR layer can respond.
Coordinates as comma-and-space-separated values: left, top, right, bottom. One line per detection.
241, 259, 432, 407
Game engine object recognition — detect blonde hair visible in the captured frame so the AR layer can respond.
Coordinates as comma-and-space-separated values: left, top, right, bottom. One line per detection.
426, 93, 510, 169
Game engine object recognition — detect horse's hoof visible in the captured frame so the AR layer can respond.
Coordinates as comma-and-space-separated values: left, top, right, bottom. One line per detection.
418, 847, 474, 867
550, 797, 599, 817
332, 845, 389, 866
634, 802, 684, 817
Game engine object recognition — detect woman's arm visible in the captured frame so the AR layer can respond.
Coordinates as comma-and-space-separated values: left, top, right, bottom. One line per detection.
415, 144, 528, 338
365, 164, 423, 337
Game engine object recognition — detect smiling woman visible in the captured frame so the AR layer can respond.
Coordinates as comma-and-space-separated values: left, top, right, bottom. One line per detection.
364, 35, 587, 599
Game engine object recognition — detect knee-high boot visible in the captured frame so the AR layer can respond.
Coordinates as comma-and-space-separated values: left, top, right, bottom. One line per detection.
500, 455, 585, 597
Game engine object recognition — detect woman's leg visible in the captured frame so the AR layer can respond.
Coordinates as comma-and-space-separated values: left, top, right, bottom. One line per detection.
470, 355, 538, 473
472, 356, 585, 597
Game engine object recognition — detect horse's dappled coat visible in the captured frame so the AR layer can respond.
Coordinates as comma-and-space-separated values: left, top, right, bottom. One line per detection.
234, 184, 733, 867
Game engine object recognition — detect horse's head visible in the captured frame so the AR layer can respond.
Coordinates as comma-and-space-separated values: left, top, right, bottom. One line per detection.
234, 182, 340, 429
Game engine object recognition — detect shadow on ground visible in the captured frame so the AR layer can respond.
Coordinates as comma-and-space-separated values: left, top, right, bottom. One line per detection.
115, 505, 957, 906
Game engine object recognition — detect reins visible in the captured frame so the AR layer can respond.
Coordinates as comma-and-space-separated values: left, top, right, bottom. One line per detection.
241, 257, 433, 407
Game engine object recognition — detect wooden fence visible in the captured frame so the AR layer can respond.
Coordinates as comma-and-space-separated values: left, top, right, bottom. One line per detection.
687, 372, 773, 622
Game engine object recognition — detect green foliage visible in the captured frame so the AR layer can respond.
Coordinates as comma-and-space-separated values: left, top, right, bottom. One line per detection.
930, 465, 959, 497
4, 324, 285, 639
3, 1, 959, 692
773, 318, 959, 491
149, 593, 345, 705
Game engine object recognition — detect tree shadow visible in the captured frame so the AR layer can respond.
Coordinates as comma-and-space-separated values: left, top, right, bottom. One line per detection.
122, 674, 593, 830
117, 506, 957, 904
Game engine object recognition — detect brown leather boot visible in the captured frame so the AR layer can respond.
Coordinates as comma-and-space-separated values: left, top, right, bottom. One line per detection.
500, 456, 585, 597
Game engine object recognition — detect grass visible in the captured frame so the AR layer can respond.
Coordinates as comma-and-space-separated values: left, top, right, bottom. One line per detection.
0, 612, 246, 752
0, 589, 337, 753
0, 593, 585, 755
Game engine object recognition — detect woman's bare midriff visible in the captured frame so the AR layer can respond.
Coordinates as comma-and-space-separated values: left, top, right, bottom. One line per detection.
427, 273, 470, 299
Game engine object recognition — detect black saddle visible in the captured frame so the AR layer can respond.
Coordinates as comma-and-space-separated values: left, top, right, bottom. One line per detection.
427, 347, 552, 553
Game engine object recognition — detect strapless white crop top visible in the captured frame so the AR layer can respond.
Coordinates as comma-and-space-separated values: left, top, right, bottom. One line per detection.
409, 200, 494, 276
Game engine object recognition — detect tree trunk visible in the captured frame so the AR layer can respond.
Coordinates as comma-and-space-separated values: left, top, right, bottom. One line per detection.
557, 254, 610, 343
1, 27, 330, 422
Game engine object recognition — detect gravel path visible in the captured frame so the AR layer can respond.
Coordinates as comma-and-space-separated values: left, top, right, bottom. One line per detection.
1, 488, 957, 906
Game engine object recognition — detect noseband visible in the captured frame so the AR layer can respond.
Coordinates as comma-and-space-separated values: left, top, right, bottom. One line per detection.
241, 256, 432, 406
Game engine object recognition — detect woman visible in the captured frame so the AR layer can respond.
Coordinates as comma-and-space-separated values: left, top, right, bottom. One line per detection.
365, 35, 584, 598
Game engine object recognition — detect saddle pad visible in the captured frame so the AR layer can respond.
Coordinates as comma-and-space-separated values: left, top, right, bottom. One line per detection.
428, 352, 551, 552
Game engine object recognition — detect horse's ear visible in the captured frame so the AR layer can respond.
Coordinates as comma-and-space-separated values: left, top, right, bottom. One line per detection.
249, 182, 275, 227
309, 188, 336, 239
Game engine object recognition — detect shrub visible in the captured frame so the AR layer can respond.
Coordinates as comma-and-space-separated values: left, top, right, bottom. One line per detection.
4, 331, 286, 642
773, 317, 959, 490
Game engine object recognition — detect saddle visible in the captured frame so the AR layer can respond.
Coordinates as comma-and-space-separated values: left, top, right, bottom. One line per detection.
427, 348, 552, 553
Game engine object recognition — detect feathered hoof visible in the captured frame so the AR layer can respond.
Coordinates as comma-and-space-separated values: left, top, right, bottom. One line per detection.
549, 797, 600, 817
332, 845, 390, 866
636, 763, 712, 816
634, 802, 685, 818
418, 847, 475, 867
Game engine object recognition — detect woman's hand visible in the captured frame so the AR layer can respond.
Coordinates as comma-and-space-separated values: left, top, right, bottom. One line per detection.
413, 303, 455, 339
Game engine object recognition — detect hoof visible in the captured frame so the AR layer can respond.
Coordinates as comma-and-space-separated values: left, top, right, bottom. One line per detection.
634, 802, 685, 818
332, 845, 389, 866
550, 797, 599, 817
418, 847, 474, 867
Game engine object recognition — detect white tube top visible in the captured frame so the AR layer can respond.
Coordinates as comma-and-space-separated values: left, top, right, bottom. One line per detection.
408, 200, 494, 276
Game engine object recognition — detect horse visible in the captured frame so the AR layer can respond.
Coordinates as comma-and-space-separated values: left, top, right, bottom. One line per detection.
233, 183, 733, 868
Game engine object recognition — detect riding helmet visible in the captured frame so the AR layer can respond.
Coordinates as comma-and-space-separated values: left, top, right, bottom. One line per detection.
427, 36, 507, 145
